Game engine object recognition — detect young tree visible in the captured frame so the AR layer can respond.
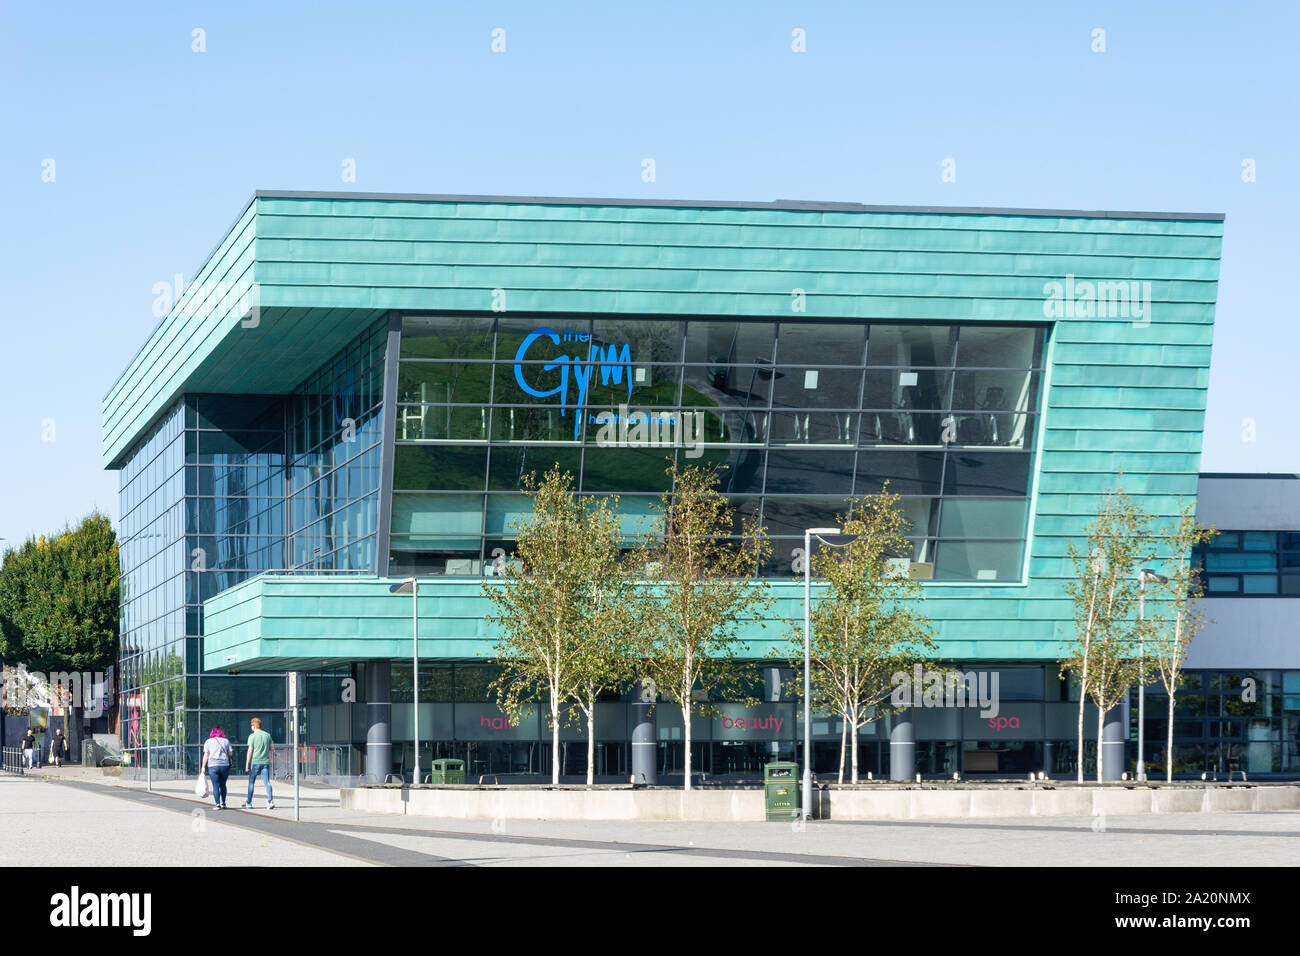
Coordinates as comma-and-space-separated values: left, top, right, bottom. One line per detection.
1147, 502, 1216, 782
1084, 611, 1149, 783
790, 492, 937, 783
635, 463, 773, 791
483, 468, 637, 785
570, 495, 638, 786
0, 513, 119, 755
1063, 491, 1152, 782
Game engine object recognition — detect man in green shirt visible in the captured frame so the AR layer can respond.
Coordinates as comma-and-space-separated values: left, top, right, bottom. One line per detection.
241, 717, 275, 809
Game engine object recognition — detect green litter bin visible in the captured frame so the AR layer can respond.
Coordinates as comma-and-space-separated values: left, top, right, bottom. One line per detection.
764, 761, 800, 821
427, 758, 465, 785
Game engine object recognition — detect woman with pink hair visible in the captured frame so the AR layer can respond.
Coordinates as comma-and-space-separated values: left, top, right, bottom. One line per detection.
199, 727, 234, 809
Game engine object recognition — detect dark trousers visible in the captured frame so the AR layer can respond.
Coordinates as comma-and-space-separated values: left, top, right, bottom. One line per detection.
207, 765, 230, 806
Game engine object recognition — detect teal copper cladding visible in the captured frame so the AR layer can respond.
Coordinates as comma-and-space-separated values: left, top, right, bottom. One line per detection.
99, 192, 1222, 674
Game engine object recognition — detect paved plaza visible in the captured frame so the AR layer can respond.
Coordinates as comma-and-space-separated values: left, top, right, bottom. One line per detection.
2, 768, 1297, 867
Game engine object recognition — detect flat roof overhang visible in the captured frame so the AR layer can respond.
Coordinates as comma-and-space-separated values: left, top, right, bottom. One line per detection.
201, 573, 1074, 673
102, 191, 1225, 468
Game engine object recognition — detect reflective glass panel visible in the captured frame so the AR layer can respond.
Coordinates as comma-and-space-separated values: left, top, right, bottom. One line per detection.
398, 362, 493, 405
956, 326, 1042, 368
683, 321, 775, 366
867, 325, 955, 367
400, 315, 494, 359
943, 453, 1032, 497
775, 323, 866, 366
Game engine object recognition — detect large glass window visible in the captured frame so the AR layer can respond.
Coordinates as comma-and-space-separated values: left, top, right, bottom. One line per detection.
1194, 530, 1300, 596
286, 319, 387, 572
389, 316, 1045, 580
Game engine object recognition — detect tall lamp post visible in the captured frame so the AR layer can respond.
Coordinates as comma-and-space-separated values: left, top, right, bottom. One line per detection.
803, 527, 859, 820
389, 578, 420, 785
1136, 567, 1168, 782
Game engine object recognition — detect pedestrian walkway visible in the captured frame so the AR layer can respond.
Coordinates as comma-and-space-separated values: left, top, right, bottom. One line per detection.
11, 765, 1300, 867
0, 773, 368, 867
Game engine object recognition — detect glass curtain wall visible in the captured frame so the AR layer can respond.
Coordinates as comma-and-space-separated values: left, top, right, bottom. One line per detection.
286, 319, 387, 570
389, 315, 1044, 580
1133, 671, 1300, 775
118, 316, 387, 774
117, 402, 186, 774
185, 394, 289, 770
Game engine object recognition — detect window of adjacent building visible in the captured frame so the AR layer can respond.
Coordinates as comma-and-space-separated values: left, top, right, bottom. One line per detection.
1194, 530, 1300, 596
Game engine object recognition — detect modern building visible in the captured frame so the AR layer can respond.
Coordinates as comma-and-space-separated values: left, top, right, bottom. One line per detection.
1169, 474, 1300, 776
104, 191, 1282, 783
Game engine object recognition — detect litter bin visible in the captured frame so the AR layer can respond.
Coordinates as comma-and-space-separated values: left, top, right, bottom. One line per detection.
427, 758, 466, 785
764, 761, 800, 821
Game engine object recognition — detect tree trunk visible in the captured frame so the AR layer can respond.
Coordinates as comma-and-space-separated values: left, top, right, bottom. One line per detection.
683, 698, 692, 792
1075, 684, 1087, 783
850, 716, 860, 784
551, 693, 560, 787
1166, 684, 1176, 783
1096, 701, 1105, 783
837, 712, 846, 784
586, 701, 596, 787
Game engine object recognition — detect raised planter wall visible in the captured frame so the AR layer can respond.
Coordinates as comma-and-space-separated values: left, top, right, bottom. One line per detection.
342, 785, 765, 822
340, 784, 1300, 822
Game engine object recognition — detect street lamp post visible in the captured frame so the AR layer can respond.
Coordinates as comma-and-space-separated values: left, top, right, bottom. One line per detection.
803, 527, 858, 820
389, 578, 419, 785
1136, 567, 1168, 782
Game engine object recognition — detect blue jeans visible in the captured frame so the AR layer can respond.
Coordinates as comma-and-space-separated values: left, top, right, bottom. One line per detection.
245, 764, 273, 805
207, 765, 230, 806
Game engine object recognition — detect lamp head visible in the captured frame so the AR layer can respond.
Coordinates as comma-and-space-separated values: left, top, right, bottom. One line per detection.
1138, 567, 1168, 585
809, 527, 859, 547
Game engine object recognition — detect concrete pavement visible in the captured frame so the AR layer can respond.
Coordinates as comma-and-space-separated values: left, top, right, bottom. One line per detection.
0, 772, 370, 867
5, 766, 1299, 866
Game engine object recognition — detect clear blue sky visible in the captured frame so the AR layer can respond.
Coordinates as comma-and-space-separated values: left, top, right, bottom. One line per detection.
1, 1, 1296, 546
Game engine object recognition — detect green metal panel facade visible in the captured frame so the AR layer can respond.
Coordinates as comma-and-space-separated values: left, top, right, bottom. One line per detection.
96, 192, 1221, 670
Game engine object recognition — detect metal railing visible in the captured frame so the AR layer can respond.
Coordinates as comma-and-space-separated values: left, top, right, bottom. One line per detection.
2, 747, 27, 774
269, 743, 354, 781
259, 568, 377, 576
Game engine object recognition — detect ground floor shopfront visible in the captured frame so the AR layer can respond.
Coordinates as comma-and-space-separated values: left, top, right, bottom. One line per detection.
195, 662, 1297, 784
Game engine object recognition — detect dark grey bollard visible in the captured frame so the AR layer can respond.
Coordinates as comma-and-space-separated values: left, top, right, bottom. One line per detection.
1102, 705, 1125, 781
631, 700, 656, 786
365, 661, 392, 782
890, 708, 916, 781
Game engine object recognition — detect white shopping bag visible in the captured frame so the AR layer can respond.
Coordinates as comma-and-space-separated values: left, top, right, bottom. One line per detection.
194, 773, 209, 797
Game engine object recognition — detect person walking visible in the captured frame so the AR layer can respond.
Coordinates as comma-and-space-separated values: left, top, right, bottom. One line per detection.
199, 727, 233, 809
21, 728, 36, 770
50, 728, 69, 768
240, 717, 275, 810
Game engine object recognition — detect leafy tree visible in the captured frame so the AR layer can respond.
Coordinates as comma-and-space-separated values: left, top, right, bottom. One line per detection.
792, 491, 938, 783
484, 468, 637, 785
1063, 491, 1152, 782
0, 512, 119, 752
634, 463, 773, 791
1147, 502, 1216, 781
569, 495, 638, 786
